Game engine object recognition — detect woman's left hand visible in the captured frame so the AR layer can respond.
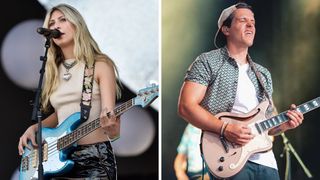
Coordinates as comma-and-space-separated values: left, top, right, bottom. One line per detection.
100, 108, 121, 139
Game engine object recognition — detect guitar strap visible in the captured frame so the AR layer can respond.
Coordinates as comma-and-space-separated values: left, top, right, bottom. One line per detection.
80, 62, 95, 121
248, 57, 274, 117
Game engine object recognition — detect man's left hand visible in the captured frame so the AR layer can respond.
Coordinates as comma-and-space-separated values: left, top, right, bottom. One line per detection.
283, 104, 304, 130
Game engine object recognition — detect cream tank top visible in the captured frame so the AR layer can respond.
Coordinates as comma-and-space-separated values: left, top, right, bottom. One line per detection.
50, 59, 109, 144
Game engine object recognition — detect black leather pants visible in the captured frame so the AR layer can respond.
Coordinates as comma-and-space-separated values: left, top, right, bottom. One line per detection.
52, 141, 117, 180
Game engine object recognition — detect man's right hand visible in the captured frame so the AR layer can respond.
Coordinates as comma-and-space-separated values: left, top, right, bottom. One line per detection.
223, 124, 254, 146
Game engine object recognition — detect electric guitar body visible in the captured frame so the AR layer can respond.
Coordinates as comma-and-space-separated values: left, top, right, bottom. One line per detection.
201, 97, 319, 179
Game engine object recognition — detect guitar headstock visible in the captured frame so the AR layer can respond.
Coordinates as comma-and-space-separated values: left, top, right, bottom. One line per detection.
134, 84, 159, 108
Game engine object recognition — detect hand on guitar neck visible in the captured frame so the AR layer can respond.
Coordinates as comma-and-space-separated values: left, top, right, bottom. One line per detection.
284, 104, 304, 128
268, 104, 304, 136
100, 108, 120, 140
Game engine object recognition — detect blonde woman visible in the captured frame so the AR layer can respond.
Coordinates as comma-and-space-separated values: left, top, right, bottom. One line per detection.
18, 4, 121, 179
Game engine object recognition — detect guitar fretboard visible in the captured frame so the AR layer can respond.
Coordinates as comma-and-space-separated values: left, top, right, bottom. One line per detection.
255, 97, 320, 133
57, 99, 134, 150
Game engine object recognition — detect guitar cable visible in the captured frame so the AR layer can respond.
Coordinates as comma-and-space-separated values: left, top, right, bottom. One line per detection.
201, 156, 205, 180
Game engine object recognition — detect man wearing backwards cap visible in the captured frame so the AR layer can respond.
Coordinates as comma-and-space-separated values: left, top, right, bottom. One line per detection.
178, 2, 304, 180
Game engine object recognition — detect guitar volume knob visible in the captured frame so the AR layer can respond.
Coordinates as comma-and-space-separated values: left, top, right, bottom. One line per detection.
219, 157, 225, 162
218, 166, 223, 171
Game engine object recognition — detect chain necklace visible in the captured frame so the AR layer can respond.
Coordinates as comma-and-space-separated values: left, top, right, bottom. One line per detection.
62, 60, 78, 81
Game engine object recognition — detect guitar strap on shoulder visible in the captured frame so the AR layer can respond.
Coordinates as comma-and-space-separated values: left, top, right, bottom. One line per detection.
248, 57, 274, 117
80, 62, 95, 121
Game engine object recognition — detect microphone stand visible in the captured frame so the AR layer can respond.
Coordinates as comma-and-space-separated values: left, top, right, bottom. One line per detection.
280, 133, 313, 180
31, 35, 51, 180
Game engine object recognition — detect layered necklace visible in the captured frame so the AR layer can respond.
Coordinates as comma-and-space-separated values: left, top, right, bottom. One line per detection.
62, 60, 78, 81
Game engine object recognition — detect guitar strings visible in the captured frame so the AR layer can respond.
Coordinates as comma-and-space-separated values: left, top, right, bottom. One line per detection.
25, 117, 102, 162
26, 141, 65, 163
24, 89, 154, 162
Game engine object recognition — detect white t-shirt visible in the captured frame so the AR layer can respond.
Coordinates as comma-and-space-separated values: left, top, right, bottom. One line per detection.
231, 63, 278, 170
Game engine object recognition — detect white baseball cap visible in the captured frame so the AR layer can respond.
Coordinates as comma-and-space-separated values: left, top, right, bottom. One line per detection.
217, 4, 237, 29
214, 3, 252, 48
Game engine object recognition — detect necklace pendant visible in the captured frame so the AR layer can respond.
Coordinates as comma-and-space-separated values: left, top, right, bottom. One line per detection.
63, 72, 72, 81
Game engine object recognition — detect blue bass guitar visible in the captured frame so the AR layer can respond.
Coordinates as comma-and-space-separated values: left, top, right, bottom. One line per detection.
19, 85, 158, 179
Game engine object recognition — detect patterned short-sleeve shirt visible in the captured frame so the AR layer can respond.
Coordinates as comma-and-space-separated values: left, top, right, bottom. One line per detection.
185, 46, 273, 114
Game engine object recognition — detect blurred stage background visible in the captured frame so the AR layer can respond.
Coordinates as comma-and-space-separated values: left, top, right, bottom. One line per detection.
0, 0, 158, 179
163, 0, 320, 180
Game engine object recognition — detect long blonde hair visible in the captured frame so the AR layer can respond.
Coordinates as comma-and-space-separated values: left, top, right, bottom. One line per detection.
41, 4, 121, 112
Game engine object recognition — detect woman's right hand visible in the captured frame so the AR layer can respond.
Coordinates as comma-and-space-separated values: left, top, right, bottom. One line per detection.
18, 125, 38, 155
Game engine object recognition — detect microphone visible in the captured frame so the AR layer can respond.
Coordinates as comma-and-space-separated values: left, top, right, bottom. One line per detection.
37, 27, 62, 38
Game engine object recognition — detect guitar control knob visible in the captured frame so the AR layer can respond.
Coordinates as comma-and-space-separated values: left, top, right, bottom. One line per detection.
218, 166, 223, 171
219, 157, 225, 162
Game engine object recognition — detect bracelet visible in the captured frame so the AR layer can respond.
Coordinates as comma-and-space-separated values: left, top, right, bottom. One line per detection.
222, 123, 229, 137
220, 121, 227, 137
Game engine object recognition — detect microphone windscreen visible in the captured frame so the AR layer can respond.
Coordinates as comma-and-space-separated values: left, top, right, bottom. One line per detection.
51, 29, 62, 38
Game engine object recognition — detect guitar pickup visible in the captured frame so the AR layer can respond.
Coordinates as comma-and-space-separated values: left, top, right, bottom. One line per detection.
43, 143, 48, 161
32, 149, 38, 168
21, 156, 29, 171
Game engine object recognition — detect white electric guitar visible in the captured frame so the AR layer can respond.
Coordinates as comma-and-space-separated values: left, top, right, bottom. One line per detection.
201, 97, 319, 179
